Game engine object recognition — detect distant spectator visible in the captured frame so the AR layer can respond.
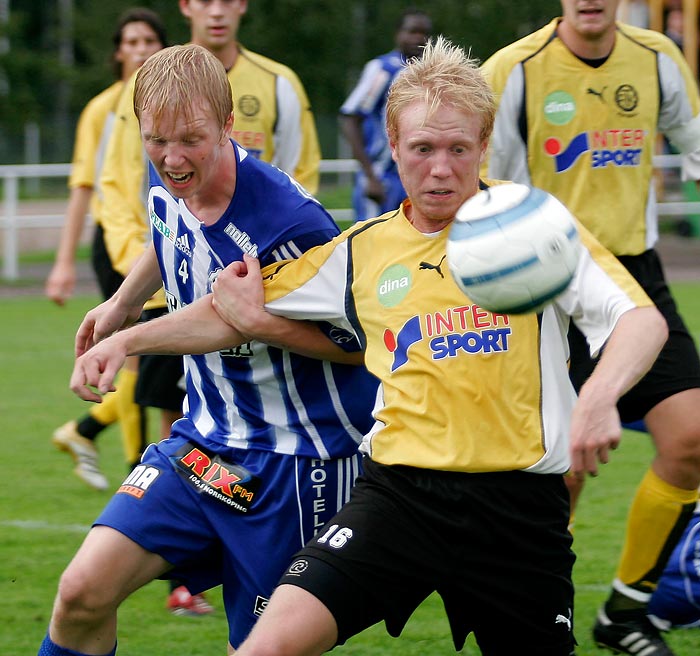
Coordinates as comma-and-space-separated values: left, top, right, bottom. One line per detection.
47, 7, 167, 490
339, 8, 432, 222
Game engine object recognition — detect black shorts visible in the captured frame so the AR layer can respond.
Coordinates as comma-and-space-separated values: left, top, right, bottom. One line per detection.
279, 458, 576, 656
568, 249, 700, 422
135, 308, 186, 412
91, 223, 124, 300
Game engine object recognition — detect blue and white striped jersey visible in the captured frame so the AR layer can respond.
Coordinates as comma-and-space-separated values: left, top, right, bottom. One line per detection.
340, 50, 406, 176
148, 141, 377, 459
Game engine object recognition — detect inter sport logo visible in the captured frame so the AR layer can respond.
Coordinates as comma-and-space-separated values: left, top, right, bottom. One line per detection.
384, 316, 422, 372
544, 133, 590, 172
544, 128, 645, 173
384, 308, 512, 371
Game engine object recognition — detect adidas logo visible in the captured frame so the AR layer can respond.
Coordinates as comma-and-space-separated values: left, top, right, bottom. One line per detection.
175, 233, 192, 257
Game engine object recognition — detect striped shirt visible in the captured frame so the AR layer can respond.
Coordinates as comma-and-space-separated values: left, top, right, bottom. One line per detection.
148, 142, 377, 458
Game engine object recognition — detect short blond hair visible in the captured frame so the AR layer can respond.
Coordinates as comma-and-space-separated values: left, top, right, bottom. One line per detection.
134, 44, 233, 131
386, 36, 495, 144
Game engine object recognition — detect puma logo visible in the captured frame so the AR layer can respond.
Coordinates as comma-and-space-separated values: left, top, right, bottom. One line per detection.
555, 609, 572, 631
587, 87, 607, 101
419, 255, 446, 278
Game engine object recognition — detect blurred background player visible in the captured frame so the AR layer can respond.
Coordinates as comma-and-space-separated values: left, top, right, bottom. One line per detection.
482, 1, 700, 653
46, 7, 167, 491
339, 8, 431, 222
97, 0, 322, 617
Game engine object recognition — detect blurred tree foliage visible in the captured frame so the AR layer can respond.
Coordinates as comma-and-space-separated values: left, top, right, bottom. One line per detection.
0, 0, 559, 163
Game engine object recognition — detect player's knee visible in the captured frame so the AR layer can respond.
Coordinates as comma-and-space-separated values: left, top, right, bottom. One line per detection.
684, 435, 700, 464
54, 566, 116, 624
668, 427, 700, 463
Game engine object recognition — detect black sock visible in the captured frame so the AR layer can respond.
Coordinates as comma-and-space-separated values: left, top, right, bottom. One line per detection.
605, 589, 647, 615
76, 416, 107, 441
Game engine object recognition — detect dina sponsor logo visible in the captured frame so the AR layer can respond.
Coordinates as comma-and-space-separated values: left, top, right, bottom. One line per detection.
377, 264, 411, 307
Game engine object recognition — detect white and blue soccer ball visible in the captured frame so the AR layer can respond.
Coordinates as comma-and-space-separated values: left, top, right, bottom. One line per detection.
447, 183, 581, 314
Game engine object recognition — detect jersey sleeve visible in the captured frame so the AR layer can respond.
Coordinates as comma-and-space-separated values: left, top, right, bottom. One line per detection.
554, 222, 653, 356
68, 82, 123, 189
272, 69, 321, 195
656, 45, 700, 180
262, 237, 355, 334
98, 72, 151, 277
339, 59, 389, 117
69, 101, 101, 189
263, 225, 339, 267
481, 61, 532, 184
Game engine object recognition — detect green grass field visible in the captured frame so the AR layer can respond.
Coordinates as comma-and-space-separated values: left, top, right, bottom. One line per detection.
2, 284, 700, 654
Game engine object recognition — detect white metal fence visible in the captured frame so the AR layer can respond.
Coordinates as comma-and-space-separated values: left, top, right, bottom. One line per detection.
1, 156, 698, 280
1, 163, 72, 280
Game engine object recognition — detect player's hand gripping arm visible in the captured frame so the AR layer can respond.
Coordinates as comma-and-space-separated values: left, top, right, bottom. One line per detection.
212, 255, 363, 365
74, 245, 163, 356
569, 306, 668, 476
71, 294, 247, 402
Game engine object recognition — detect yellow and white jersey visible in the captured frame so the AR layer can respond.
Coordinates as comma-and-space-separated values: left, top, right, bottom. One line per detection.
231, 47, 320, 194
482, 19, 700, 256
260, 199, 651, 475
68, 80, 124, 223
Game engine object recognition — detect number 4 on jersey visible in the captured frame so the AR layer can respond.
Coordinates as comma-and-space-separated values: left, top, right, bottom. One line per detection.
178, 259, 189, 284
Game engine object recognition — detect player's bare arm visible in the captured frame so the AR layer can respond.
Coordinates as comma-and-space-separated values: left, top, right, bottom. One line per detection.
72, 294, 247, 402
213, 255, 364, 366
569, 306, 668, 476
46, 186, 93, 306
74, 246, 164, 356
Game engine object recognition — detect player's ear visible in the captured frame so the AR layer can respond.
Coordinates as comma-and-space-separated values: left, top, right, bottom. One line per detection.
390, 137, 398, 163
479, 138, 489, 164
224, 112, 234, 139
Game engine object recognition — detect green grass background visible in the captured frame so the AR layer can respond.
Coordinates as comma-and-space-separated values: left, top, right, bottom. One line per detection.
2, 283, 700, 654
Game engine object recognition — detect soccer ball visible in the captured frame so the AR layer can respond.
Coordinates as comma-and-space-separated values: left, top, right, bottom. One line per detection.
447, 183, 581, 314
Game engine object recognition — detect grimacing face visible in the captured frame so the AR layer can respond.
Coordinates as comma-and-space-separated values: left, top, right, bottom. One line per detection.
141, 99, 232, 202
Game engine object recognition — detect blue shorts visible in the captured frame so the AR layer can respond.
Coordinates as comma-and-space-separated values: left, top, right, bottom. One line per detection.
648, 512, 700, 628
95, 432, 361, 647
